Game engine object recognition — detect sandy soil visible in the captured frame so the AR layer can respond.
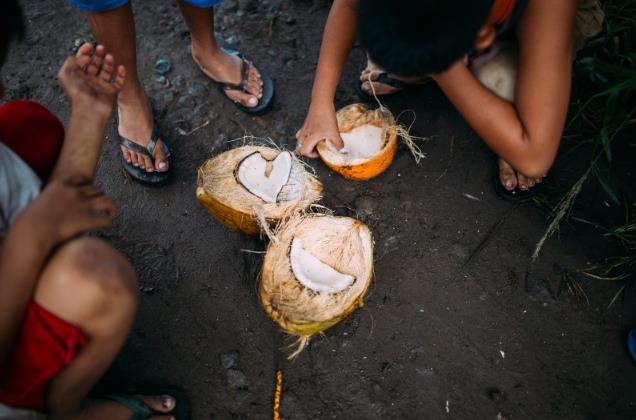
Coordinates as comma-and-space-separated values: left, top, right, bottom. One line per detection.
3, 0, 635, 418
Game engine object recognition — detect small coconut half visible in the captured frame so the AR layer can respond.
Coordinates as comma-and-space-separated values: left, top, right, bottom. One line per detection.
197, 146, 323, 236
260, 214, 374, 357
317, 103, 398, 181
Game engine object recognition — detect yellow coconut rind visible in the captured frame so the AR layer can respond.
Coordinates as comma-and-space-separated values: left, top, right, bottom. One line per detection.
317, 103, 398, 181
259, 214, 374, 353
197, 146, 323, 236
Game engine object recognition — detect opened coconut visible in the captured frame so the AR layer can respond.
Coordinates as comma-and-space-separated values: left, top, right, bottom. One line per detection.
317, 103, 398, 181
260, 214, 374, 357
197, 146, 323, 236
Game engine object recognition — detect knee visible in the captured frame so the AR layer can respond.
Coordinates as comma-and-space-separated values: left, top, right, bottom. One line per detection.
35, 237, 138, 328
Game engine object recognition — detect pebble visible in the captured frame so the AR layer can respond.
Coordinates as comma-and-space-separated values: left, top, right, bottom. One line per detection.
415, 367, 435, 377
224, 35, 240, 46
188, 83, 208, 98
171, 74, 185, 87
154, 59, 172, 76
226, 368, 248, 389
177, 95, 193, 108
155, 76, 167, 86
488, 388, 506, 403
285, 16, 296, 25
162, 91, 175, 103
219, 350, 239, 370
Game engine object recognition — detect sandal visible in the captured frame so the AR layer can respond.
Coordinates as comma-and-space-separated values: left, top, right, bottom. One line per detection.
492, 160, 542, 203
116, 103, 171, 185
628, 329, 636, 363
355, 72, 431, 101
193, 37, 274, 115
105, 386, 189, 420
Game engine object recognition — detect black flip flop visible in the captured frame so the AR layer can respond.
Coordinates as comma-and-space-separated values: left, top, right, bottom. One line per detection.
492, 161, 542, 203
194, 38, 274, 115
355, 72, 410, 101
116, 104, 171, 185
105, 386, 189, 420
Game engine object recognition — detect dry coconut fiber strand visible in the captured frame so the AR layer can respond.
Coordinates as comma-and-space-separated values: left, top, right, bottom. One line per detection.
260, 213, 374, 358
197, 145, 323, 236
317, 103, 425, 180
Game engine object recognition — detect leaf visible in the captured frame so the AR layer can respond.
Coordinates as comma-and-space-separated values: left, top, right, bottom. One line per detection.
592, 163, 621, 205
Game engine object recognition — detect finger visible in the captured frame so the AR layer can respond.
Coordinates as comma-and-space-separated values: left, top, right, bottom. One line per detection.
99, 54, 115, 82
330, 133, 345, 150
78, 185, 105, 199
299, 138, 320, 159
88, 195, 117, 217
64, 174, 92, 187
86, 45, 105, 76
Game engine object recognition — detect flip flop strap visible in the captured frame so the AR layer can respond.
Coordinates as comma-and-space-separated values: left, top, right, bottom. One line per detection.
119, 124, 165, 158
106, 394, 154, 420
375, 73, 409, 90
219, 54, 251, 93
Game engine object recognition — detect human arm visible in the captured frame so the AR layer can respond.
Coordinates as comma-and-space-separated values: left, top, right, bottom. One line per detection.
433, 0, 577, 178
296, 0, 359, 158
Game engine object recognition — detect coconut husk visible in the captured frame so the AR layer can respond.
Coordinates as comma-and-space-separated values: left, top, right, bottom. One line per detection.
196, 145, 323, 236
260, 214, 374, 358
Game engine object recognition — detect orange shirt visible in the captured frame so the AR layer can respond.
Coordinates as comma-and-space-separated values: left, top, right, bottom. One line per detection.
487, 0, 517, 26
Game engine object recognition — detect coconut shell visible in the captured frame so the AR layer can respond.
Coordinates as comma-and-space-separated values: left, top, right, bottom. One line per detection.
196, 146, 323, 236
317, 103, 398, 181
260, 214, 374, 353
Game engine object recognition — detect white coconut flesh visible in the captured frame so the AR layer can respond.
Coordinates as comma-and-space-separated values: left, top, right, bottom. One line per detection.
290, 237, 355, 293
336, 124, 384, 160
236, 151, 293, 203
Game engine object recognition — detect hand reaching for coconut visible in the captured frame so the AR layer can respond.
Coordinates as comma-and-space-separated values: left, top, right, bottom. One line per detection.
295, 102, 344, 158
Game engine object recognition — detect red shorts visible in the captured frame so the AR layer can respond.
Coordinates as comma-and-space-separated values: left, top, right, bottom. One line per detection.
0, 301, 87, 410
0, 99, 65, 182
0, 100, 85, 411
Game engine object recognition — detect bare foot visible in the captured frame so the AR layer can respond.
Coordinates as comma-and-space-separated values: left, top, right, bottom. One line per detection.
498, 158, 544, 191
192, 45, 263, 108
359, 59, 429, 96
71, 394, 177, 419
117, 88, 169, 173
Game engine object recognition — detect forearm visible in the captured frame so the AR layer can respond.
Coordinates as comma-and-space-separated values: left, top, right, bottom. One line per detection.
0, 221, 54, 364
310, 0, 358, 106
435, 62, 557, 177
49, 107, 110, 184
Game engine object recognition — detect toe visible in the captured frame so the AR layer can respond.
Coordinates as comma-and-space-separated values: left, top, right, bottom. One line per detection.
153, 140, 169, 172
135, 394, 176, 414
141, 154, 154, 172
225, 89, 258, 108
129, 151, 140, 167
517, 173, 529, 191
498, 159, 517, 191
246, 78, 262, 99
120, 146, 133, 163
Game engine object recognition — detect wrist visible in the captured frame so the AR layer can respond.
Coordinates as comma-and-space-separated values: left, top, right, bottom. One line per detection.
8, 215, 57, 252
70, 102, 112, 125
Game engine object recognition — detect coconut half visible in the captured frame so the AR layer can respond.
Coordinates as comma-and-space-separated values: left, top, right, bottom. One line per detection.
260, 214, 374, 357
197, 146, 323, 236
317, 103, 398, 181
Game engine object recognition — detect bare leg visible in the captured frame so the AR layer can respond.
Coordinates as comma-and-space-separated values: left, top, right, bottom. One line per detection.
177, 1, 263, 108
33, 238, 175, 420
85, 4, 169, 172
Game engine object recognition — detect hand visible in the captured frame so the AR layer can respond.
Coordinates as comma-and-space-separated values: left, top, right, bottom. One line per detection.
14, 176, 116, 247
58, 43, 126, 118
295, 101, 344, 158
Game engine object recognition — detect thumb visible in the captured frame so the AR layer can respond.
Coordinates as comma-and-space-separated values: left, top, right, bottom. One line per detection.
329, 133, 345, 150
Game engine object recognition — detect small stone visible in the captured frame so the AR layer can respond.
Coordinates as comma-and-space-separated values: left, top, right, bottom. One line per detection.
177, 95, 193, 108
188, 83, 208, 98
220, 350, 239, 370
487, 388, 506, 403
415, 367, 434, 377
285, 16, 296, 25
74, 38, 84, 47
155, 75, 167, 86
226, 368, 248, 389
172, 74, 185, 87
224, 35, 240, 46
162, 91, 175, 103
154, 58, 172, 75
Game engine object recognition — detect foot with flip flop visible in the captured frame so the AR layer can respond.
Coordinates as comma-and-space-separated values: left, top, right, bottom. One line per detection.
80, 1, 274, 185
357, 57, 544, 203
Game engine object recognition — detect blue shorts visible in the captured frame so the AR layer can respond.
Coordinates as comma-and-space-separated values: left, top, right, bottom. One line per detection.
69, 0, 223, 13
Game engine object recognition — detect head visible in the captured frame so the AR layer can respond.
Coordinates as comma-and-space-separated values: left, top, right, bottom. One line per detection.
358, 0, 496, 76
0, 0, 25, 96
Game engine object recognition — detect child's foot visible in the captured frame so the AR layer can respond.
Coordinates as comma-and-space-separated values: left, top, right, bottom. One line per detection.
498, 158, 544, 191
78, 393, 177, 418
192, 44, 263, 108
117, 89, 169, 173
359, 59, 429, 96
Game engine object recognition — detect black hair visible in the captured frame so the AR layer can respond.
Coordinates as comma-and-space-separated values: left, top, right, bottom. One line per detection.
0, 0, 25, 67
358, 0, 493, 76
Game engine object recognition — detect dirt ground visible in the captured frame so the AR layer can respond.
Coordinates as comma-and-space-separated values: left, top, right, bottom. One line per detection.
4, 0, 636, 418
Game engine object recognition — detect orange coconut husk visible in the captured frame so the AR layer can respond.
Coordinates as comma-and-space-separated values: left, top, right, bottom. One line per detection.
317, 103, 398, 181
196, 145, 323, 236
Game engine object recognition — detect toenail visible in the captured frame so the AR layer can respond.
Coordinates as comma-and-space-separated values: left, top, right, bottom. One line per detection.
133, 163, 138, 167
161, 396, 172, 408
248, 97, 258, 106
505, 181, 513, 188
158, 161, 167, 170
126, 159, 131, 163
